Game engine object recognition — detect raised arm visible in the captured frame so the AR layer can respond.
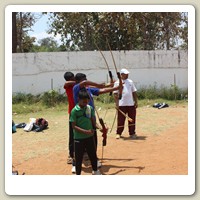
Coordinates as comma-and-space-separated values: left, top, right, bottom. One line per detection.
98, 82, 123, 95
64, 81, 76, 89
79, 80, 105, 89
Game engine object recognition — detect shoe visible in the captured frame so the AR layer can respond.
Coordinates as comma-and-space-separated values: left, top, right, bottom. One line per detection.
97, 160, 102, 168
67, 157, 73, 164
116, 134, 121, 139
71, 166, 76, 173
92, 170, 102, 175
130, 134, 137, 139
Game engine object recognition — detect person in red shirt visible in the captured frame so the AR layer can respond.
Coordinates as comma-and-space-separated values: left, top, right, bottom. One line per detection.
63, 72, 76, 169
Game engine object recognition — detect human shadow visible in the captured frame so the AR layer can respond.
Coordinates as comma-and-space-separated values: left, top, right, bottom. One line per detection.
102, 157, 136, 162
81, 164, 145, 175
81, 157, 145, 175
122, 135, 147, 141
101, 164, 145, 175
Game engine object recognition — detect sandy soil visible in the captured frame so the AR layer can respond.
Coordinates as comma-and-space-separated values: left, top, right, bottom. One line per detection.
12, 105, 188, 175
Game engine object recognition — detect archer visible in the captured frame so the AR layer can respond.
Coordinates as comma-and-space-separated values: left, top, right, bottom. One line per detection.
70, 89, 101, 175
73, 73, 122, 168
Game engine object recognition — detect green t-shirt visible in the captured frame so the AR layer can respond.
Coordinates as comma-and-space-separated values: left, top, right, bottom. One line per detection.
70, 104, 95, 139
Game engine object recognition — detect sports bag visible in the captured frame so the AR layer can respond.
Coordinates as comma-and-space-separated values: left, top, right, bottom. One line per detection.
12, 120, 16, 133
24, 118, 36, 132
34, 118, 48, 132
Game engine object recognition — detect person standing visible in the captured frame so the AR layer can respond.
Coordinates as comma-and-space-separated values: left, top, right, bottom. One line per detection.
73, 73, 121, 166
63, 72, 76, 172
70, 89, 101, 175
113, 68, 138, 139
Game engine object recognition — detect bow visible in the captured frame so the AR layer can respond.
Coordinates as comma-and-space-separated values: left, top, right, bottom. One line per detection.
85, 88, 108, 147
94, 106, 108, 146
99, 118, 108, 146
106, 40, 123, 99
115, 106, 134, 122
94, 42, 114, 96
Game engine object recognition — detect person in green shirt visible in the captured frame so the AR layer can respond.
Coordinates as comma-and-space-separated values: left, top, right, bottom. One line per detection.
70, 89, 101, 175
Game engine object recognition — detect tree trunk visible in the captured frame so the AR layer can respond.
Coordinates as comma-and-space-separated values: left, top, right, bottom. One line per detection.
19, 12, 23, 52
12, 12, 17, 53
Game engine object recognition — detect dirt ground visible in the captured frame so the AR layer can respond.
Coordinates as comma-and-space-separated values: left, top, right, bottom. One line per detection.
12, 104, 188, 175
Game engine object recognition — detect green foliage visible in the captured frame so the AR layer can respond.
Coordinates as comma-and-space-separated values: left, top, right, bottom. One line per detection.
12, 86, 188, 114
137, 85, 188, 100
12, 90, 67, 111
12, 93, 40, 104
40, 90, 67, 107
31, 37, 60, 52
46, 12, 188, 51
14, 12, 38, 53
94, 93, 115, 104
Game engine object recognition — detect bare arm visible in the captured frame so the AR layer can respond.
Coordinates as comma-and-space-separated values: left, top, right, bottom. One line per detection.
71, 122, 94, 135
90, 82, 115, 88
79, 80, 105, 89
98, 85, 120, 95
132, 92, 138, 108
64, 81, 76, 89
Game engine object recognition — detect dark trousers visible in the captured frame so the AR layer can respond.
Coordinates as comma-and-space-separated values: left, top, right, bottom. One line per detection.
117, 106, 136, 135
74, 136, 97, 175
93, 129, 97, 151
69, 120, 74, 159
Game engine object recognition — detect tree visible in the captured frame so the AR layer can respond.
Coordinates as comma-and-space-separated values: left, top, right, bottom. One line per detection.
16, 12, 37, 52
31, 37, 59, 52
12, 12, 41, 53
12, 12, 17, 53
46, 12, 188, 51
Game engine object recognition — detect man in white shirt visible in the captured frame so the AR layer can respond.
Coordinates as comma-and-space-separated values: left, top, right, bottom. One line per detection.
113, 68, 138, 139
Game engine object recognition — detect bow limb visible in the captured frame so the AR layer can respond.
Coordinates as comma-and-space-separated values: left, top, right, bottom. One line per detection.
94, 42, 114, 95
116, 72, 123, 100
106, 40, 123, 99
99, 118, 108, 146
115, 106, 134, 122
84, 87, 108, 146
88, 92, 108, 147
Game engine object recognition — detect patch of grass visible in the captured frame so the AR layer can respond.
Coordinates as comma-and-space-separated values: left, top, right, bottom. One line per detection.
40, 90, 67, 107
138, 98, 187, 108
12, 102, 68, 115
12, 86, 188, 116
137, 84, 188, 100
13, 90, 68, 108
12, 102, 43, 114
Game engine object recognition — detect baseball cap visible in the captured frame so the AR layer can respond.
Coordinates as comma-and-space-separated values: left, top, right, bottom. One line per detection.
120, 68, 130, 74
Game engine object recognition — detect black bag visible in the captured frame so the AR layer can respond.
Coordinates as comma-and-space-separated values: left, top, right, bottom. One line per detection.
153, 102, 169, 109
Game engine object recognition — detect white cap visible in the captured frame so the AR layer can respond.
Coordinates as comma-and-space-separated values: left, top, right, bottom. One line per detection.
120, 68, 130, 74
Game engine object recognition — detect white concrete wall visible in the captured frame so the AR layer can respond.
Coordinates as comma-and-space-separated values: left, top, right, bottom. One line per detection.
12, 50, 188, 94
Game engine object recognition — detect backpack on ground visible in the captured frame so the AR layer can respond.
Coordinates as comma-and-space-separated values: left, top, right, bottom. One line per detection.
34, 118, 48, 132
23, 118, 36, 132
153, 102, 169, 109
12, 120, 16, 133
